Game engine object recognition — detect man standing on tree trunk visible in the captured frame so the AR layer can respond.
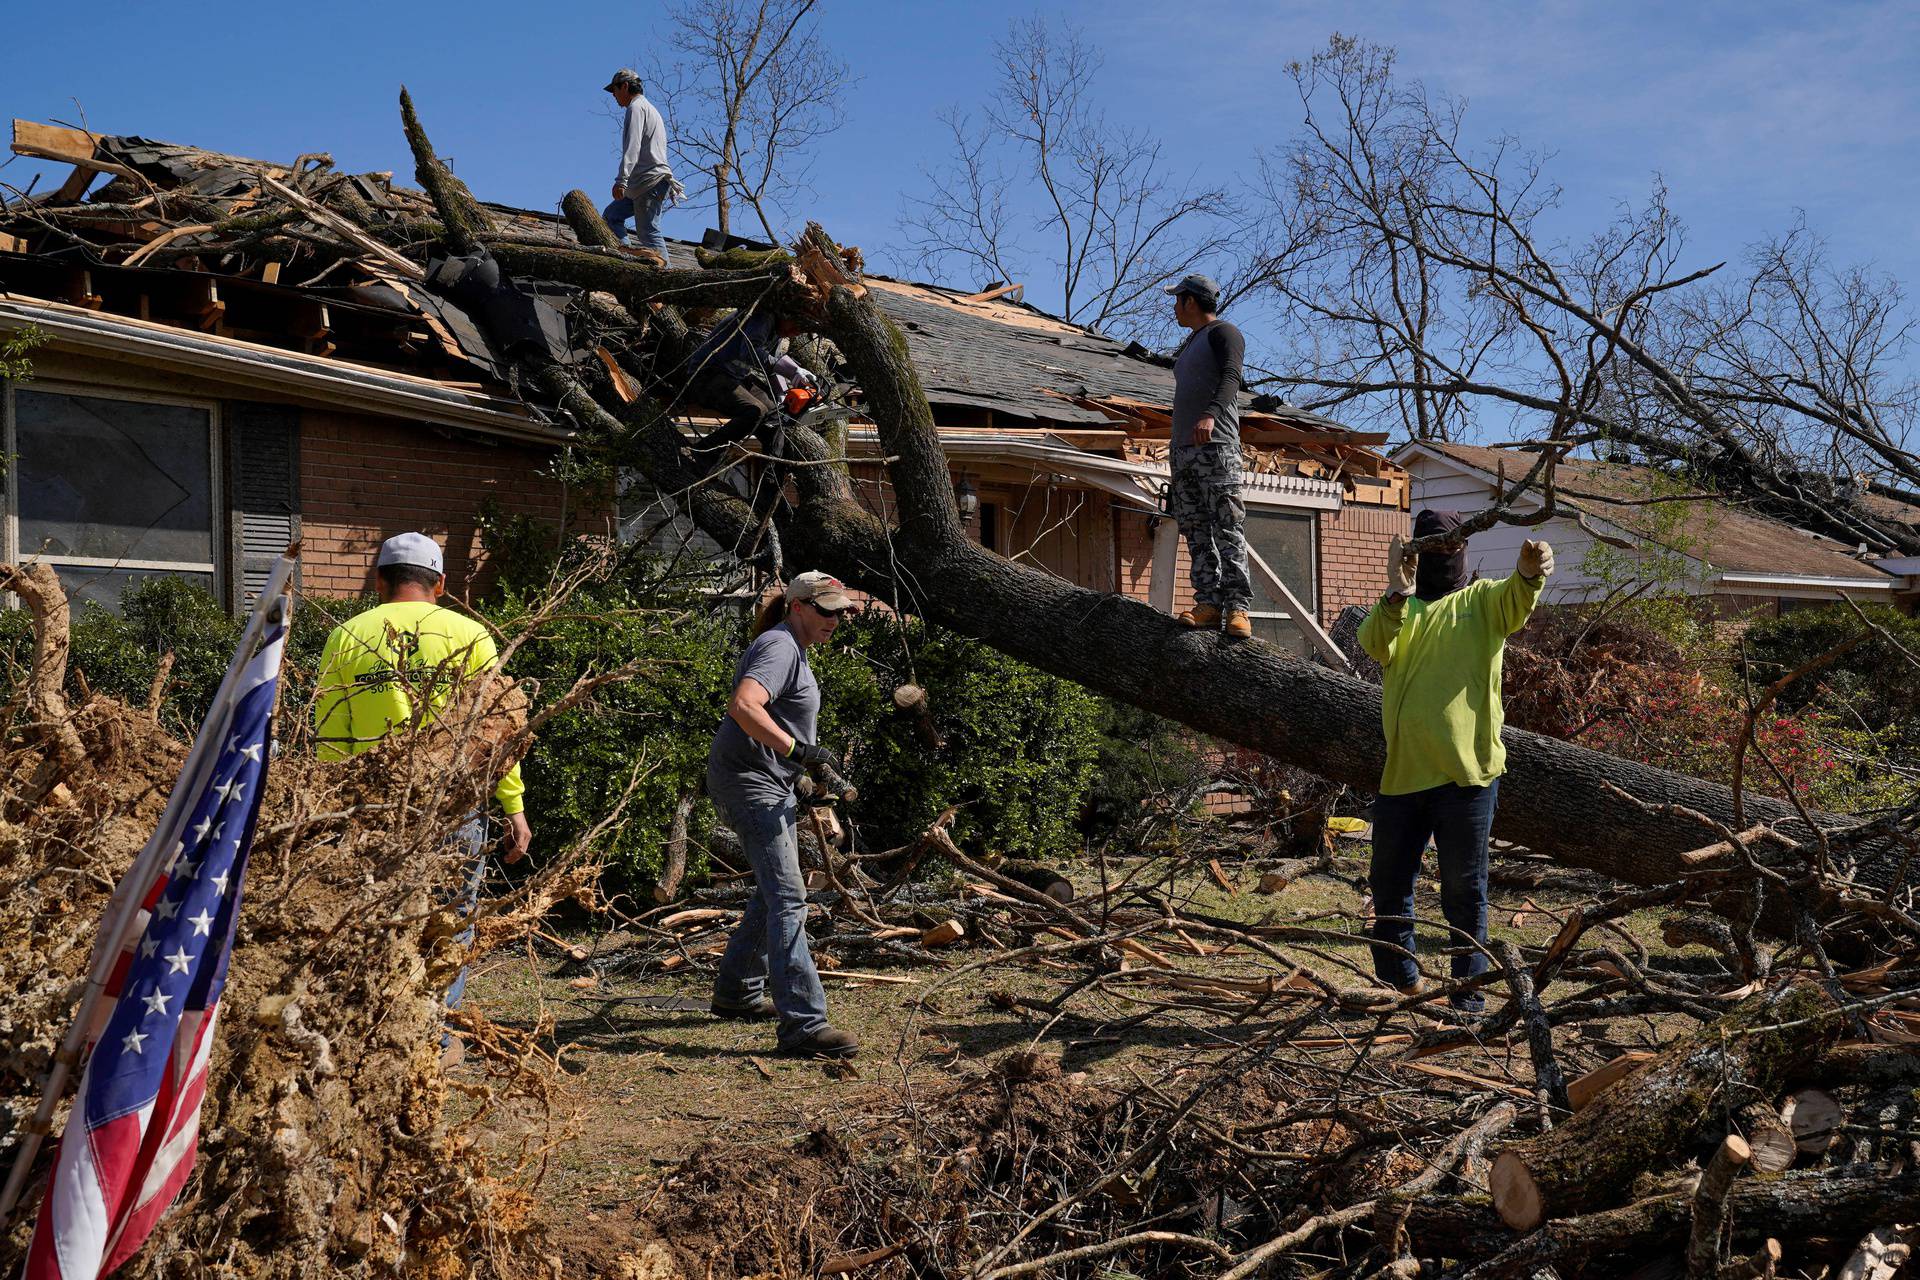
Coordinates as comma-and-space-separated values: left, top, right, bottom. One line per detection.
1164, 274, 1252, 639
602, 68, 675, 261
1358, 512, 1553, 1016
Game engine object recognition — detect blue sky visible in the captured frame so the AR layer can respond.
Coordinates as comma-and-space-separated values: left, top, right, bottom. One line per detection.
5, 1, 1917, 328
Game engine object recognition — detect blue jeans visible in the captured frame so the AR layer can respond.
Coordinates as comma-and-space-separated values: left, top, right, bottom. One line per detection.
442, 815, 488, 1041
1368, 780, 1500, 1011
711, 791, 830, 1047
603, 180, 667, 253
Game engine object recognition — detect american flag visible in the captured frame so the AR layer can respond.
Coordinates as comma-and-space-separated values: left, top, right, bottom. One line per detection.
22, 588, 289, 1279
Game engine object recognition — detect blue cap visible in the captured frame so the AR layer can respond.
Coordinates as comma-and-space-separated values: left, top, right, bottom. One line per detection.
375, 531, 444, 576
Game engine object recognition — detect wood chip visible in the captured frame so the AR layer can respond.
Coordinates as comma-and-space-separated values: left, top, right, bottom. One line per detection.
1208, 859, 1237, 893
920, 919, 966, 948
818, 1244, 904, 1275
1565, 1051, 1656, 1112
1398, 1059, 1536, 1100
817, 971, 918, 985
660, 908, 731, 930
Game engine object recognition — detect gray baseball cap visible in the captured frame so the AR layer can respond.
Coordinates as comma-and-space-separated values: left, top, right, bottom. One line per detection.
604, 68, 643, 93
375, 531, 445, 576
1163, 273, 1221, 308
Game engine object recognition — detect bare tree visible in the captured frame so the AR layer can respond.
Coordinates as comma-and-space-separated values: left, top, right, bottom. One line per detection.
382, 89, 1918, 932
651, 0, 853, 242
897, 17, 1239, 339
1248, 35, 1920, 553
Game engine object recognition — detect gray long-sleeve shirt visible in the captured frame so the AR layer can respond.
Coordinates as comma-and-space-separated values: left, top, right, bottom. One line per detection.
1170, 320, 1246, 450
615, 95, 672, 192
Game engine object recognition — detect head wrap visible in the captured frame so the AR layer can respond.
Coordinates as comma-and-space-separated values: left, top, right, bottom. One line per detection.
1413, 509, 1468, 601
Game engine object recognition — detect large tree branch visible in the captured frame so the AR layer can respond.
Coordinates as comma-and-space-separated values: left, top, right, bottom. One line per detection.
395, 92, 1906, 942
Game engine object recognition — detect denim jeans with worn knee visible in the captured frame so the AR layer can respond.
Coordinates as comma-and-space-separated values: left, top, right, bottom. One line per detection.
711, 791, 830, 1047
1367, 780, 1500, 1011
441, 815, 488, 1043
602, 180, 668, 253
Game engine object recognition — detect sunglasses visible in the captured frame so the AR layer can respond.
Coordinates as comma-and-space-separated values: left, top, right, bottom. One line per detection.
807, 601, 848, 618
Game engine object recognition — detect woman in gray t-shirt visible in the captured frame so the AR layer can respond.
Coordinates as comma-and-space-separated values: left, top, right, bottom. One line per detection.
704, 571, 860, 1059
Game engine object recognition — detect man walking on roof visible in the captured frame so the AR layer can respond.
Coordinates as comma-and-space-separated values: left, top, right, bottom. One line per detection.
603, 68, 677, 260
1165, 273, 1253, 640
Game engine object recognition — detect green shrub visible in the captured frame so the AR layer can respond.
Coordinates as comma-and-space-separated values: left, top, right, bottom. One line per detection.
490, 584, 739, 889
0, 576, 246, 737
1741, 605, 1920, 752
812, 611, 1103, 861
1077, 698, 1209, 843
5, 572, 1104, 892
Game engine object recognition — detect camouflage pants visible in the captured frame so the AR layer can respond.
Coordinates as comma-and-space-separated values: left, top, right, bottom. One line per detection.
1170, 443, 1251, 611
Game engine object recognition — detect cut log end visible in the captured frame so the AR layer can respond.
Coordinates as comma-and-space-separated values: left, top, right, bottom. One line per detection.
920, 919, 965, 948
1782, 1087, 1844, 1155
1736, 1101, 1798, 1175
1490, 1149, 1545, 1231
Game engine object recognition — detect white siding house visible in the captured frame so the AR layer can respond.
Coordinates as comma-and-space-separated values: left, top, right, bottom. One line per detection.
1394, 442, 1898, 615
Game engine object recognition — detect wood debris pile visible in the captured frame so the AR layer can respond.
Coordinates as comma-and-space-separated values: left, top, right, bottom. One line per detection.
0, 563, 582, 1279
573, 795, 1920, 1279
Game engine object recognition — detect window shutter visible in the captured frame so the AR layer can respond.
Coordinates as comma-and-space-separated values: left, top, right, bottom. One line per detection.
225, 402, 301, 612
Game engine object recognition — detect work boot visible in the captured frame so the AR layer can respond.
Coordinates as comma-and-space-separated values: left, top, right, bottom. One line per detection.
1176, 604, 1221, 629
710, 995, 777, 1021
781, 1026, 859, 1059
1223, 610, 1253, 640
622, 245, 668, 267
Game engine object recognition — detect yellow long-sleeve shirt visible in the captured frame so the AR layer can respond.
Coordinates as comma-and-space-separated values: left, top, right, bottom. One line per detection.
1357, 573, 1543, 796
312, 601, 525, 814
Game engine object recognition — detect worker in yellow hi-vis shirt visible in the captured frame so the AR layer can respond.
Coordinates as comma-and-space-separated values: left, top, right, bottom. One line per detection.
314, 532, 532, 1062
1358, 510, 1551, 1019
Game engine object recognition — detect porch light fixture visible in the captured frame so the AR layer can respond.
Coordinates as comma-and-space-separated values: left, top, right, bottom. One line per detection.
954, 474, 980, 524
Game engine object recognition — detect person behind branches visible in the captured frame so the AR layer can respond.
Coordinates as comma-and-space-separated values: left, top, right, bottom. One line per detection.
1358, 511, 1554, 1016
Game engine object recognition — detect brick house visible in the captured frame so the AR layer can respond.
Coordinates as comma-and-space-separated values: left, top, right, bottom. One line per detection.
630, 274, 1410, 661
2, 119, 1408, 645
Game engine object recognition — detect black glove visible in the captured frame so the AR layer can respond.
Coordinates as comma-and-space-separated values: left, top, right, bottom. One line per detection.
788, 740, 835, 768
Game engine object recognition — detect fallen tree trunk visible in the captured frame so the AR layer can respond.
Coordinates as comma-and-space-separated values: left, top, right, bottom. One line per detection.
1410, 1169, 1920, 1278
1489, 982, 1840, 1231
392, 94, 1904, 925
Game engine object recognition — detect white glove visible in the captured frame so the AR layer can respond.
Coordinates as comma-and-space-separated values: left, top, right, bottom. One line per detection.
1386, 534, 1416, 598
666, 177, 688, 206
1519, 539, 1555, 580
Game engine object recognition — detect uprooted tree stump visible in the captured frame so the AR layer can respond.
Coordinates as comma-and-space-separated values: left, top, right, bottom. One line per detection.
0, 584, 576, 1278
1488, 981, 1841, 1231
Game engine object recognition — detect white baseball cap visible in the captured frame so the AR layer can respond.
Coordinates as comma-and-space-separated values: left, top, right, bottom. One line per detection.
375, 531, 445, 576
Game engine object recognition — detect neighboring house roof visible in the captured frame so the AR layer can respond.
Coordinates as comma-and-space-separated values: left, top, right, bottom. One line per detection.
1400, 441, 1894, 587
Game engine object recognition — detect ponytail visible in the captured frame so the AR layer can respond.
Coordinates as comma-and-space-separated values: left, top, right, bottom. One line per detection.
749, 590, 788, 639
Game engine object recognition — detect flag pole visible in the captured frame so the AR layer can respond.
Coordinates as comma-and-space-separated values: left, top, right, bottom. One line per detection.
0, 549, 299, 1221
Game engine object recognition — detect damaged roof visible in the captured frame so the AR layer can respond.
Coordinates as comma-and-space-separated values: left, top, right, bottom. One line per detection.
1, 119, 1370, 454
